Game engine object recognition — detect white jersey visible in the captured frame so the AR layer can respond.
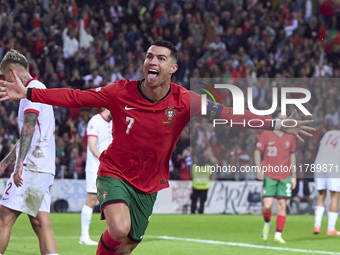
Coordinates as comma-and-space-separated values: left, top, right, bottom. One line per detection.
315, 130, 340, 167
85, 113, 112, 173
17, 78, 55, 174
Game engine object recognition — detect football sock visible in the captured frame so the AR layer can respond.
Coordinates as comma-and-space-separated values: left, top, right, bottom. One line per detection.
314, 206, 325, 227
262, 209, 272, 223
46, 253, 58, 255
81, 205, 93, 238
328, 212, 338, 231
274, 231, 282, 238
96, 230, 123, 255
276, 214, 286, 233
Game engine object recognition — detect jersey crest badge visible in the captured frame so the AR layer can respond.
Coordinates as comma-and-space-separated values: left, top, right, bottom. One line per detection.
165, 107, 176, 121
285, 141, 290, 148
102, 191, 108, 201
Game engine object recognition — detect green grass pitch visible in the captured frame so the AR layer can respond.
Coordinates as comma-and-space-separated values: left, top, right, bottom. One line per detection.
6, 213, 340, 254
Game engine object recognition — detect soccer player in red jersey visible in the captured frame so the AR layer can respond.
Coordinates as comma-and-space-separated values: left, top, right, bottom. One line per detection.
255, 112, 297, 244
0, 40, 314, 254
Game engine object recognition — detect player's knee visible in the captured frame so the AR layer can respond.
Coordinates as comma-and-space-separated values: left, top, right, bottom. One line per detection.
30, 218, 42, 233
263, 203, 272, 212
0, 206, 18, 228
108, 223, 130, 241
277, 200, 286, 213
89, 200, 97, 208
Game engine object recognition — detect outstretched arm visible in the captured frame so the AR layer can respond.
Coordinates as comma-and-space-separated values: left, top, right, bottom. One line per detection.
0, 69, 111, 109
14, 112, 37, 187
0, 140, 19, 177
189, 91, 315, 142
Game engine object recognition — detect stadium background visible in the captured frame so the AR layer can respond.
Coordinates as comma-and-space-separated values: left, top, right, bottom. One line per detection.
1, 0, 340, 254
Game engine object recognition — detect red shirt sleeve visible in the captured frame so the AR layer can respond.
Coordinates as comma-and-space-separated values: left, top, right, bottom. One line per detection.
30, 84, 114, 108
189, 90, 202, 117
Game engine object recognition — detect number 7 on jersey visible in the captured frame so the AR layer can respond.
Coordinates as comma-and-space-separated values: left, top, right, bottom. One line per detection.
126, 117, 135, 134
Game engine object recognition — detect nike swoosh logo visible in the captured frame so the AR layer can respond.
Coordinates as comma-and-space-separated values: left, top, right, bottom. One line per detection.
268, 142, 275, 145
2, 198, 9, 200
125, 106, 138, 110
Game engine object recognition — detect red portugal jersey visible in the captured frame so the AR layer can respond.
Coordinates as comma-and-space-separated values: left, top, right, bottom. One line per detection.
30, 79, 274, 193
256, 130, 296, 180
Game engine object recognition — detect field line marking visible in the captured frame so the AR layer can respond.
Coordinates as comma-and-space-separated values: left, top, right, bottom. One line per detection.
147, 235, 340, 255
10, 234, 340, 254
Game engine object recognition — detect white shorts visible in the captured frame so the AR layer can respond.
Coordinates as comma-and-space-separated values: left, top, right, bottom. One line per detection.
86, 171, 97, 193
315, 178, 340, 192
315, 170, 340, 191
1, 168, 54, 217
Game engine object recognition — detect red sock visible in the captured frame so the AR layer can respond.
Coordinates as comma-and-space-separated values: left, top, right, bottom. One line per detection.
96, 230, 123, 255
276, 214, 286, 233
262, 209, 272, 223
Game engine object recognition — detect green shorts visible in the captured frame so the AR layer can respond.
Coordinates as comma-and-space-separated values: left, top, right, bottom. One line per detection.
96, 176, 157, 243
262, 176, 292, 199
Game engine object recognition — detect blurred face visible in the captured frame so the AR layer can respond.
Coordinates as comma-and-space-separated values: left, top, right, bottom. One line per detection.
1, 64, 26, 83
143, 45, 178, 87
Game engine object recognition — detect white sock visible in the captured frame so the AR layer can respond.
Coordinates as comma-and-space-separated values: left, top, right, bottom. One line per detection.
46, 254, 58, 255
328, 211, 338, 231
81, 205, 93, 238
315, 206, 325, 227
297, 181, 304, 197
265, 222, 271, 227
274, 232, 282, 238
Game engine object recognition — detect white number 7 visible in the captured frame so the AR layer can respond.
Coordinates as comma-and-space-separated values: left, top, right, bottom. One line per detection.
126, 117, 135, 134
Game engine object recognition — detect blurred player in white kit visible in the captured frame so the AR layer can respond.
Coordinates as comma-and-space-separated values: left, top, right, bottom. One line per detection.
0, 49, 58, 255
314, 130, 340, 235
79, 108, 112, 245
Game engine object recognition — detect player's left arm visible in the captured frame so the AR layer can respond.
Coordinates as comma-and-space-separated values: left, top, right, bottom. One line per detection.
290, 152, 297, 189
14, 112, 37, 187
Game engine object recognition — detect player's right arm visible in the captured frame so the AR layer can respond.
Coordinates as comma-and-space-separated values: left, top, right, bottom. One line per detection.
88, 136, 100, 159
254, 149, 264, 181
0, 69, 112, 109
0, 140, 19, 177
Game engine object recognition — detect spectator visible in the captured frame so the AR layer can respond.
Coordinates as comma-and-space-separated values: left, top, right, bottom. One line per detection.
62, 28, 79, 59
68, 147, 83, 179
83, 69, 103, 87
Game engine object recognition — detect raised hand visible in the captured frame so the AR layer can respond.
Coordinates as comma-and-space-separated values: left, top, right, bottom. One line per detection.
0, 69, 28, 101
280, 109, 315, 142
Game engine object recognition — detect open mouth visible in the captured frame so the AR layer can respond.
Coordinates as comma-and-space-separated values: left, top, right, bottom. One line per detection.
147, 69, 159, 83
148, 69, 159, 76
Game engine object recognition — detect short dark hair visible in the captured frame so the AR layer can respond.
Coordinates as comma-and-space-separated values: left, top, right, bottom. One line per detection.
151, 40, 178, 63
0, 49, 28, 71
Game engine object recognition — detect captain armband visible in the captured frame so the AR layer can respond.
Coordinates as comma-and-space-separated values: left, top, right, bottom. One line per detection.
27, 88, 33, 101
205, 101, 224, 121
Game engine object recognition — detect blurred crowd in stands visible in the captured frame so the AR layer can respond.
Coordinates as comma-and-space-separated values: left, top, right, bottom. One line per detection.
0, 0, 339, 187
